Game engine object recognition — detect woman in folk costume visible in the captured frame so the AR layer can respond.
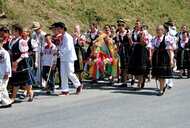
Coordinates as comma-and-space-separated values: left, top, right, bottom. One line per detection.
128, 29, 149, 91
107, 25, 120, 84
73, 25, 86, 83
128, 20, 143, 86
141, 25, 153, 83
0, 26, 11, 51
149, 25, 174, 96
31, 22, 46, 86
85, 21, 104, 58
176, 25, 189, 40
116, 23, 131, 87
175, 32, 190, 78
9, 24, 35, 102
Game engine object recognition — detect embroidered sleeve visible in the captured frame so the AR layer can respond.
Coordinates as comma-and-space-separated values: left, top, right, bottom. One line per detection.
4, 52, 11, 76
19, 39, 29, 58
31, 39, 38, 52
165, 36, 175, 50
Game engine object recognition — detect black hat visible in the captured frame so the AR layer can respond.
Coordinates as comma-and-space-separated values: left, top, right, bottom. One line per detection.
48, 23, 57, 30
117, 18, 125, 24
163, 23, 169, 32
54, 22, 67, 31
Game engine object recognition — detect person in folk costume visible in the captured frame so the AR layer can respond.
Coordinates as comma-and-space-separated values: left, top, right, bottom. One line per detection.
9, 24, 35, 102
141, 25, 153, 83
0, 37, 12, 108
54, 22, 83, 96
19, 27, 38, 99
49, 23, 62, 89
176, 25, 189, 40
149, 25, 174, 96
104, 24, 111, 35
0, 26, 12, 51
109, 25, 120, 84
85, 21, 104, 59
176, 25, 189, 76
31, 22, 46, 87
73, 25, 86, 83
41, 34, 57, 94
82, 43, 113, 82
175, 32, 190, 79
163, 22, 177, 89
129, 20, 143, 86
116, 22, 132, 87
110, 25, 117, 42
128, 29, 150, 91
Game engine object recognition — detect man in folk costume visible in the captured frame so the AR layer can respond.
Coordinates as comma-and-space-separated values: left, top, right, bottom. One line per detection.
0, 37, 12, 108
54, 22, 83, 96
31, 22, 46, 87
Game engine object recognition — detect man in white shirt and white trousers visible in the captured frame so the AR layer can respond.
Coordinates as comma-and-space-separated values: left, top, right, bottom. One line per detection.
55, 22, 83, 96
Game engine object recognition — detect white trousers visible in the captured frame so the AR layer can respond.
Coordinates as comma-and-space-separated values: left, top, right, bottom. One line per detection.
0, 79, 11, 106
165, 79, 173, 87
60, 61, 81, 92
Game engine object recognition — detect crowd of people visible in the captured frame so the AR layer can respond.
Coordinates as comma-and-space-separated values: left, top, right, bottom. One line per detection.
0, 19, 190, 108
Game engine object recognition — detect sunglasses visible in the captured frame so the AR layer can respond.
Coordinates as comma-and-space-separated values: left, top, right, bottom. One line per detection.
118, 24, 125, 27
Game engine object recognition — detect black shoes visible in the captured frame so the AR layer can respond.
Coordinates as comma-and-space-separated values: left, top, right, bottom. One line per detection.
157, 92, 164, 96
118, 83, 128, 88
131, 80, 135, 85
0, 104, 12, 108
133, 88, 141, 91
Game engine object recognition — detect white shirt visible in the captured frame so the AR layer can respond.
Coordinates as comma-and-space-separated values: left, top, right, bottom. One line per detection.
42, 44, 57, 66
57, 32, 77, 62
0, 49, 11, 79
149, 35, 175, 50
32, 31, 46, 48
28, 38, 38, 52
177, 37, 189, 49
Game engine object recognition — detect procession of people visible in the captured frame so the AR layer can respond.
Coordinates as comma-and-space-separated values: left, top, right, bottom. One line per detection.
0, 19, 190, 108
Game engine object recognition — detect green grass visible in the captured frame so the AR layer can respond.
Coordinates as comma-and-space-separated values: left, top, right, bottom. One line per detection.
0, 0, 190, 34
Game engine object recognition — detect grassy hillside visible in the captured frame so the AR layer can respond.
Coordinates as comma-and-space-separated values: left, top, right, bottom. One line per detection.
0, 0, 190, 34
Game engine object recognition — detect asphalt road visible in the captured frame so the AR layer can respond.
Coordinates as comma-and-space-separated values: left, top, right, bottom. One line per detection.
1, 78, 190, 128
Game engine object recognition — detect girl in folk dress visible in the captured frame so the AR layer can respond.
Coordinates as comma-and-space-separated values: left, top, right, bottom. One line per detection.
73, 25, 86, 83
128, 29, 149, 90
149, 25, 174, 96
9, 24, 35, 102
116, 23, 132, 87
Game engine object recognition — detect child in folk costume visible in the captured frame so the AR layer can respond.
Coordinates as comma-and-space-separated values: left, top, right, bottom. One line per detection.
54, 22, 83, 96
31, 22, 46, 86
49, 23, 62, 89
19, 27, 38, 99
41, 34, 57, 94
9, 24, 35, 102
73, 25, 86, 83
85, 21, 104, 59
0, 37, 12, 108
149, 25, 175, 96
116, 23, 132, 87
0, 26, 11, 51
175, 32, 190, 78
